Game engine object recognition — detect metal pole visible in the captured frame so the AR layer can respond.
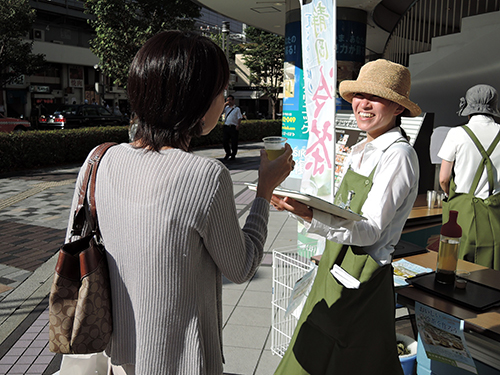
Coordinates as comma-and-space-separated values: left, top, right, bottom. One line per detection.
222, 21, 230, 96
222, 21, 230, 62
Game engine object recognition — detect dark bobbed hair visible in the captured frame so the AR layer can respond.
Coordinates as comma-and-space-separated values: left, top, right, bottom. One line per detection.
127, 30, 230, 151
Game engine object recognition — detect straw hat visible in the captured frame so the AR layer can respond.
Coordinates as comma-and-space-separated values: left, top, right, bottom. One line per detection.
457, 84, 500, 117
339, 59, 421, 117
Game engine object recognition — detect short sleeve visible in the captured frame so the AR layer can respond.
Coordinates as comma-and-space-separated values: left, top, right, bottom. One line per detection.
438, 128, 460, 162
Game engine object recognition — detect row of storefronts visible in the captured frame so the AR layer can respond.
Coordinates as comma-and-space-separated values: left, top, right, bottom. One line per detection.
1, 62, 129, 128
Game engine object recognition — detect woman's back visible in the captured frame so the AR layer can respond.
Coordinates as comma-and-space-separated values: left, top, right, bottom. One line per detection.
440, 116, 500, 198
93, 143, 268, 374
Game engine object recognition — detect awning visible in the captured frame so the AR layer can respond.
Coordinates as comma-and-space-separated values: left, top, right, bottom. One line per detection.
231, 90, 264, 99
32, 94, 55, 98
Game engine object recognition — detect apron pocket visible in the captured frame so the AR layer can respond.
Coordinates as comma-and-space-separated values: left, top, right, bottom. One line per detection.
293, 299, 339, 375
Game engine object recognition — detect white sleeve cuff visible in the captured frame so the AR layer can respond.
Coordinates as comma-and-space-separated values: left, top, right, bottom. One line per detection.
306, 209, 352, 240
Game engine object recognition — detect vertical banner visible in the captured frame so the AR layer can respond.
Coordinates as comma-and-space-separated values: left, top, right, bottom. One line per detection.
281, 20, 308, 191
300, 0, 336, 202
296, 0, 336, 256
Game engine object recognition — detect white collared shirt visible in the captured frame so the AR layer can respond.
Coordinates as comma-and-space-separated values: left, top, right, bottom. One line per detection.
224, 105, 242, 126
306, 127, 420, 265
438, 115, 500, 199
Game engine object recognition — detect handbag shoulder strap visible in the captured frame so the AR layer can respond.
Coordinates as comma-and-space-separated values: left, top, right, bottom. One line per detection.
72, 142, 117, 236
462, 125, 500, 195
89, 142, 117, 225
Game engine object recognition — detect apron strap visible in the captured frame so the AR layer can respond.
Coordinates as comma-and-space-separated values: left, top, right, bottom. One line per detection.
366, 137, 410, 181
333, 245, 349, 267
462, 125, 500, 196
333, 137, 410, 265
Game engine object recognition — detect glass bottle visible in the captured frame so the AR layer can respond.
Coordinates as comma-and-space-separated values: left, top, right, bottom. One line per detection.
435, 210, 462, 285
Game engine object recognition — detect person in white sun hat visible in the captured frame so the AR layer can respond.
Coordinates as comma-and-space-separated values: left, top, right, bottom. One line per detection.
273, 59, 421, 375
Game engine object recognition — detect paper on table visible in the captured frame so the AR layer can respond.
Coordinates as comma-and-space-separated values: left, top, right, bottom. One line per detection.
245, 183, 366, 221
393, 258, 433, 288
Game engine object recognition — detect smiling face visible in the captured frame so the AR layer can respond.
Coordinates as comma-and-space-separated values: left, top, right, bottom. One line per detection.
351, 93, 405, 141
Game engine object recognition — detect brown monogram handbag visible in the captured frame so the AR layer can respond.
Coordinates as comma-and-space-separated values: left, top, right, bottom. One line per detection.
49, 142, 116, 354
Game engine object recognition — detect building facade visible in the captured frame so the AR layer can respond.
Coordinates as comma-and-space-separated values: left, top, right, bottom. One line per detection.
2, 0, 119, 125
2, 0, 273, 126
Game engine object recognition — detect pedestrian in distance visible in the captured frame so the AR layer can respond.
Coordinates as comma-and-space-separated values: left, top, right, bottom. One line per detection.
222, 94, 243, 160
272, 59, 421, 375
64, 30, 294, 375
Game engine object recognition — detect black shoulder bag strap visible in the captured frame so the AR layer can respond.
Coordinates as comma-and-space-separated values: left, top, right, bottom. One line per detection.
225, 107, 236, 123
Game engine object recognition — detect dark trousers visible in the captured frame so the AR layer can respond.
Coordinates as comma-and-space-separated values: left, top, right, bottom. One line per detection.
222, 125, 239, 157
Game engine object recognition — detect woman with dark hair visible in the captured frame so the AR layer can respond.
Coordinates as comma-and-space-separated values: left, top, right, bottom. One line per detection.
65, 31, 294, 374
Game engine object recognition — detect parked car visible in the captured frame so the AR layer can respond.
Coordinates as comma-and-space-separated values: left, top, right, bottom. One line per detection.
0, 113, 31, 133
38, 104, 128, 130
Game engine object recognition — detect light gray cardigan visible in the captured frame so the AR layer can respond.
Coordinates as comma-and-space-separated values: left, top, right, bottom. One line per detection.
66, 144, 269, 374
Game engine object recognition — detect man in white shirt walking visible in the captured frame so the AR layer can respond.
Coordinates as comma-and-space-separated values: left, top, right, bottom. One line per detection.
222, 95, 243, 160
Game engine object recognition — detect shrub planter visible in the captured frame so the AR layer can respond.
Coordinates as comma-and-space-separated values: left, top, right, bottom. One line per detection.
0, 120, 282, 174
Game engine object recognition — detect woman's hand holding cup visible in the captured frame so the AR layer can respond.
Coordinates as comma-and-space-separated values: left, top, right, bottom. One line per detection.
256, 143, 294, 202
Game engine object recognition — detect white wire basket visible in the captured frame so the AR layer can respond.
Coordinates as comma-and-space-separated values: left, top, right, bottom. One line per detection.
271, 244, 318, 357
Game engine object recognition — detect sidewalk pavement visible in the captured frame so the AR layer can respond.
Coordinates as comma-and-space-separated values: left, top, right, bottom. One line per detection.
0, 142, 413, 375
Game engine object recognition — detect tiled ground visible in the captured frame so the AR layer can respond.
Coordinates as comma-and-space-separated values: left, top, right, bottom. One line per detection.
0, 184, 75, 230
0, 221, 65, 273
0, 264, 32, 302
0, 307, 56, 375
0, 165, 83, 374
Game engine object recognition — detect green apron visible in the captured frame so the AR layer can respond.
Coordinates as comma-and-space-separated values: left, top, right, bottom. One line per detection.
442, 126, 500, 270
275, 163, 404, 374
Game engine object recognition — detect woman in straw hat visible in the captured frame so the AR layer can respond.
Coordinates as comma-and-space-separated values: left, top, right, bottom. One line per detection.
273, 59, 421, 375
439, 84, 500, 270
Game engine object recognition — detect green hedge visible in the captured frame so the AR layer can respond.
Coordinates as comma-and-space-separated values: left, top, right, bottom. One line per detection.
0, 120, 281, 174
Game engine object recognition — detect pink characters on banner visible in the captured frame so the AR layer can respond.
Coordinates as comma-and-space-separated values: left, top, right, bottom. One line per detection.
306, 66, 334, 176
300, 0, 336, 202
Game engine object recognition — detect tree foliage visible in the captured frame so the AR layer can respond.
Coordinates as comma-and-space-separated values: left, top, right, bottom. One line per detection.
206, 32, 237, 60
85, 0, 201, 87
238, 26, 284, 119
0, 0, 46, 87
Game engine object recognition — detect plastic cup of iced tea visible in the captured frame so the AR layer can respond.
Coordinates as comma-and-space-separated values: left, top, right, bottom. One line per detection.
263, 136, 287, 161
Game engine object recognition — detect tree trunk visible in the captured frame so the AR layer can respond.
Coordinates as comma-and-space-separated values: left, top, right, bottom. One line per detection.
270, 97, 276, 120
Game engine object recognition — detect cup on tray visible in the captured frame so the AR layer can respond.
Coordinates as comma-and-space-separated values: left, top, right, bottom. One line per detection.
455, 270, 470, 289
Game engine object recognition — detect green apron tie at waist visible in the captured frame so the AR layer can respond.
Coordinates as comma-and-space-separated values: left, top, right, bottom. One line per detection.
275, 151, 404, 375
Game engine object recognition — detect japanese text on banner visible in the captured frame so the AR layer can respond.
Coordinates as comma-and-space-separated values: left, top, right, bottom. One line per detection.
300, 0, 336, 202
